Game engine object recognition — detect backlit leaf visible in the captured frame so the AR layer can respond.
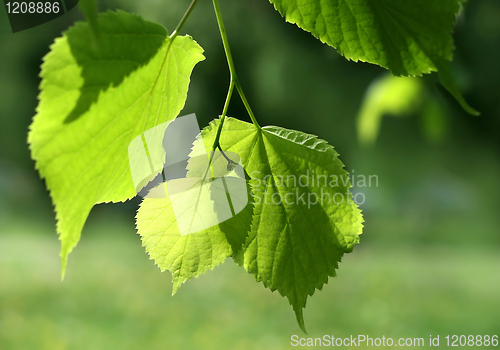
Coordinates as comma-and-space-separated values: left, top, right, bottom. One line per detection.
28, 11, 205, 275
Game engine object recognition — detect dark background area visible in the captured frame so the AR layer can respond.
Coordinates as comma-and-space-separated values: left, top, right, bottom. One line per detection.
0, 0, 499, 348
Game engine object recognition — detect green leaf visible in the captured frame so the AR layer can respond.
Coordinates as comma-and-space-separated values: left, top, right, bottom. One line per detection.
136, 133, 253, 293
78, 0, 100, 45
195, 117, 363, 331
433, 57, 480, 116
357, 74, 424, 145
28, 10, 205, 276
136, 176, 253, 294
269, 0, 479, 114
269, 0, 457, 76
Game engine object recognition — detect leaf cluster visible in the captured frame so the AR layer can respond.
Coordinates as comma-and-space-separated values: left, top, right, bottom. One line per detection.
29, 0, 476, 330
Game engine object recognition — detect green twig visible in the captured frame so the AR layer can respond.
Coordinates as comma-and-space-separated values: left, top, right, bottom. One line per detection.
212, 78, 235, 151
235, 79, 260, 128
170, 0, 198, 39
212, 0, 261, 129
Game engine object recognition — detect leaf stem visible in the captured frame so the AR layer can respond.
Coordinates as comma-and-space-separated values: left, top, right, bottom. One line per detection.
202, 79, 234, 183
170, 0, 198, 39
235, 79, 260, 128
212, 0, 261, 129
212, 78, 235, 151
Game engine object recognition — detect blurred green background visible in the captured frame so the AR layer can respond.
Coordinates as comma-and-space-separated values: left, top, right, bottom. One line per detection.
1, 0, 499, 349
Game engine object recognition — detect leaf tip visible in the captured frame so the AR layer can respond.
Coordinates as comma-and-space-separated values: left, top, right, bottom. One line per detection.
294, 307, 307, 334
172, 279, 182, 296
434, 58, 480, 117
466, 106, 481, 117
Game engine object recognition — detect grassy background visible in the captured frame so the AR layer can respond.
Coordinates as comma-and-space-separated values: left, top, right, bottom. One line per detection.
1, 215, 499, 349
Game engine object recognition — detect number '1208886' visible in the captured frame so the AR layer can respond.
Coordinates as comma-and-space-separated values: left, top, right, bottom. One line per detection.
5, 2, 60, 14
445, 335, 498, 347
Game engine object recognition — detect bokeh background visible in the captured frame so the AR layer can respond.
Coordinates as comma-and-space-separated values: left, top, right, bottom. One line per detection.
1, 0, 499, 349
